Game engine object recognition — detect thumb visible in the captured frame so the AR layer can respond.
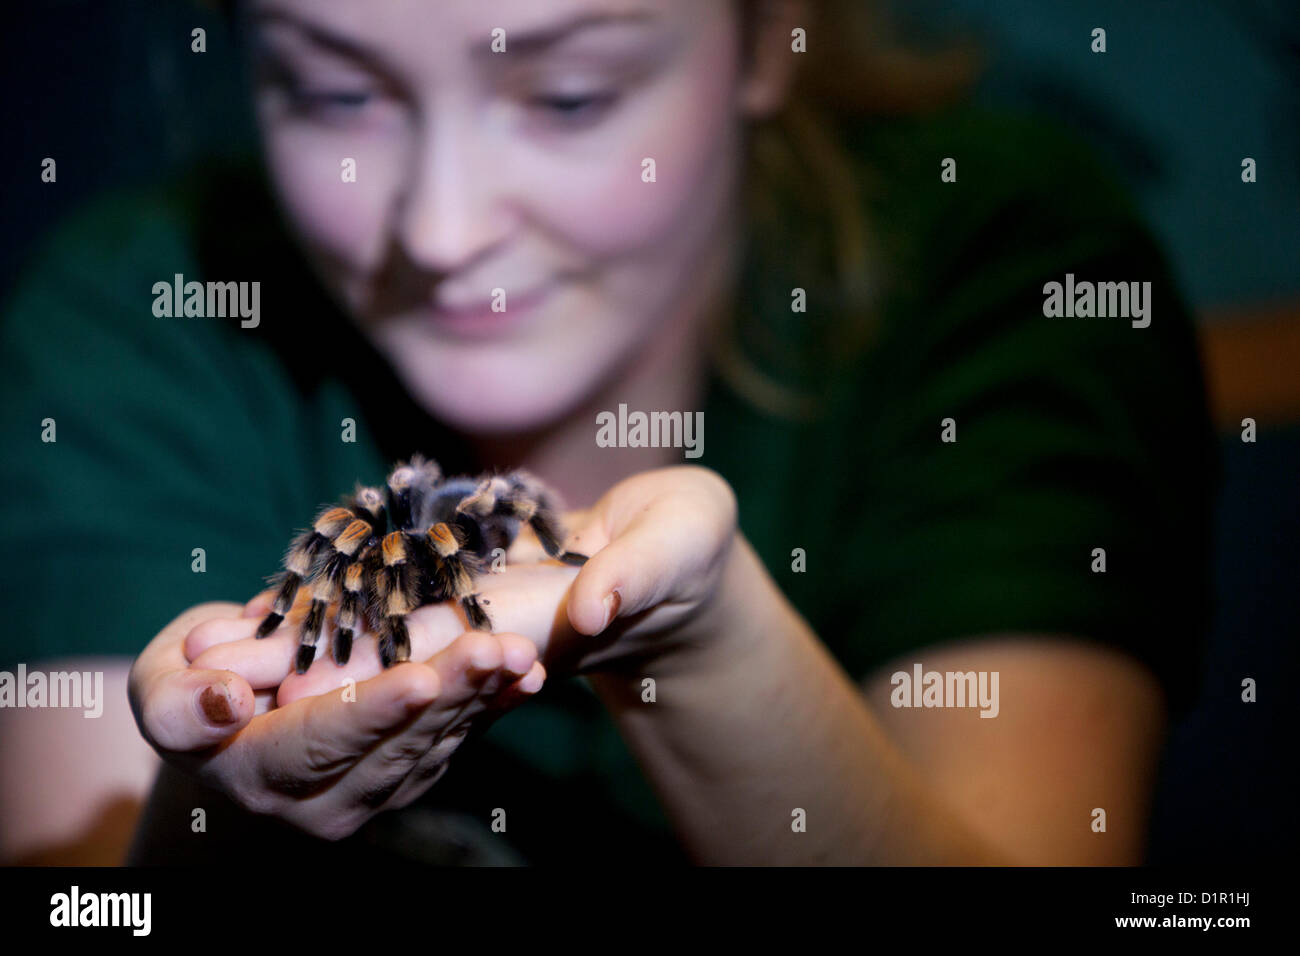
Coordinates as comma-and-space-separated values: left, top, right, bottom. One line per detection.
138, 668, 255, 753
566, 506, 684, 636
566, 467, 738, 637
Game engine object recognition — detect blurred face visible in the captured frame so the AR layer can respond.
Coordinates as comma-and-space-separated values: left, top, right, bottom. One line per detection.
248, 0, 756, 433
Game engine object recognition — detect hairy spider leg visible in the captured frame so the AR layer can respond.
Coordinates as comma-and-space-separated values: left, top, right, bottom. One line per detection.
516, 491, 590, 566
426, 522, 492, 630
292, 516, 374, 674
373, 531, 421, 668
331, 553, 370, 667
461, 473, 589, 566
256, 506, 356, 639
320, 484, 389, 666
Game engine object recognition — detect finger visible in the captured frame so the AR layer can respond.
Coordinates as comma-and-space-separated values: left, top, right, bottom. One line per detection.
492, 659, 547, 710
191, 625, 298, 691
133, 602, 245, 688
353, 633, 535, 782
236, 586, 315, 631
365, 656, 546, 813
273, 567, 568, 706
253, 662, 441, 790
185, 615, 268, 660
200, 593, 465, 698
429, 631, 509, 706
241, 589, 277, 618
253, 687, 276, 716
322, 636, 507, 813
333, 691, 461, 811
136, 667, 255, 753
417, 636, 540, 752
381, 760, 451, 812
273, 599, 468, 704
492, 633, 542, 684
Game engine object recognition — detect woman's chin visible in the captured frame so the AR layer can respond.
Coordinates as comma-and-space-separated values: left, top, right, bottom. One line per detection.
405, 368, 597, 437
368, 318, 618, 437
434, 397, 572, 436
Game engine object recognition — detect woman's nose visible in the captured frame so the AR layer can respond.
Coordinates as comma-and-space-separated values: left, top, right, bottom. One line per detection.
395, 112, 511, 275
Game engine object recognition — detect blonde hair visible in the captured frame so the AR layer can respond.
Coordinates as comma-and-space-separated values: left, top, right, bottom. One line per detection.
716, 0, 983, 421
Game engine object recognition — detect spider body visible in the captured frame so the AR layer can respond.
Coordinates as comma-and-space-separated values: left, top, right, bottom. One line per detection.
256, 456, 587, 673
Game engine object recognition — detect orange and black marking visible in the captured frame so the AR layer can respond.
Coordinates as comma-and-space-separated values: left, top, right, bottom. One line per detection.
255, 457, 590, 673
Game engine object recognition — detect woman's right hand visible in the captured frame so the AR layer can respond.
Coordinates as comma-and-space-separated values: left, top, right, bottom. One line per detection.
127, 602, 544, 841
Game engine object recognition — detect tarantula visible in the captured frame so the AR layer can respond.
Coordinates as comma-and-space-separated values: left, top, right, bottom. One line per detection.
255, 455, 588, 674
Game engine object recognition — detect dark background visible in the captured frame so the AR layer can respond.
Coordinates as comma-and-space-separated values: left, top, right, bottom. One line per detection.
3, 0, 1295, 863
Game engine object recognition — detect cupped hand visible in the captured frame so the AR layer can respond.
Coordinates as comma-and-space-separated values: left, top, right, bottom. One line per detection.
128, 602, 544, 840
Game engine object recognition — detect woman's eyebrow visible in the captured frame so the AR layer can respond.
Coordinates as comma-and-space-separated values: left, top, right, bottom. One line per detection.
252, 6, 659, 70
470, 8, 659, 60
252, 8, 396, 72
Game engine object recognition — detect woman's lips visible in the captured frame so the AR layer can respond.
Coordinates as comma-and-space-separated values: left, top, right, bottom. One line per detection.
427, 283, 554, 338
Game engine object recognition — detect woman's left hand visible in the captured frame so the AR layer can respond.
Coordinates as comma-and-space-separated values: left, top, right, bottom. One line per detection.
555, 464, 745, 677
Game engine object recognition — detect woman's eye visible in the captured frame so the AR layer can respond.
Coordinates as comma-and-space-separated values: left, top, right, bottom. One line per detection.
286, 86, 376, 117
530, 91, 619, 127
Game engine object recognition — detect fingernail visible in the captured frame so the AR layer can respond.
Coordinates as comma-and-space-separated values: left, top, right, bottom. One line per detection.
198, 683, 237, 726
519, 668, 545, 695
599, 590, 621, 633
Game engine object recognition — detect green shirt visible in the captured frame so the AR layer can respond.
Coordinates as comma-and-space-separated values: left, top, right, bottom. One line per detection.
0, 103, 1217, 864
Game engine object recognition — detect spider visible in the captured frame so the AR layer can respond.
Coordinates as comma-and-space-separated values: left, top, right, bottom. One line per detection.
255, 455, 589, 674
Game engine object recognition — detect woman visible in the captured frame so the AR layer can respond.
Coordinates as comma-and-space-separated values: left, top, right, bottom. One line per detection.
0, 0, 1215, 865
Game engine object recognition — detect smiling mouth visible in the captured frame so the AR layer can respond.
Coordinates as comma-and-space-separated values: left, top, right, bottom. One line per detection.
426, 283, 555, 338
